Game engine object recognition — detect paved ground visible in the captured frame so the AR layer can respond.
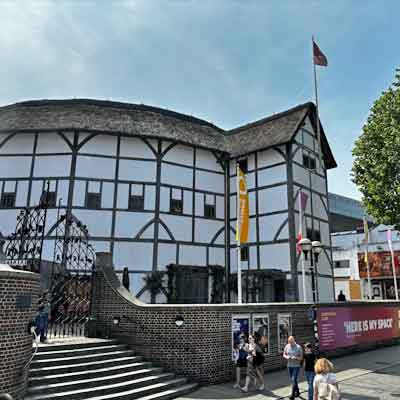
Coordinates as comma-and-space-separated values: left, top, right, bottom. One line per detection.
177, 345, 400, 400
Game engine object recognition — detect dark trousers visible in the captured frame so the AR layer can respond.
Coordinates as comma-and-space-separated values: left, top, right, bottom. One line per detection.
305, 370, 315, 400
288, 367, 300, 397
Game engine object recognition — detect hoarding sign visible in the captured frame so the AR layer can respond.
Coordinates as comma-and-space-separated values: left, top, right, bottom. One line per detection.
252, 314, 270, 354
277, 313, 292, 353
318, 306, 400, 351
231, 314, 250, 360
358, 251, 400, 278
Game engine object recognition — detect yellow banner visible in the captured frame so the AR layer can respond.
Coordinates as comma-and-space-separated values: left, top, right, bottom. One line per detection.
236, 167, 249, 244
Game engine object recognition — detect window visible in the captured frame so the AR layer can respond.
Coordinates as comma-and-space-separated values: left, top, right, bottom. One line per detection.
240, 246, 249, 262
303, 154, 316, 170
238, 158, 248, 173
170, 189, 183, 214
204, 194, 216, 219
334, 260, 350, 269
0, 192, 15, 208
128, 184, 144, 211
86, 192, 101, 209
40, 191, 57, 207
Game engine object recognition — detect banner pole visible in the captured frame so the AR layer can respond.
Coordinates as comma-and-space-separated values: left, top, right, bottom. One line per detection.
388, 230, 399, 301
312, 36, 323, 170
236, 164, 242, 304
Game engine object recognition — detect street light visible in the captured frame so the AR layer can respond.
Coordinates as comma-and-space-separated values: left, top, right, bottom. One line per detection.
299, 238, 322, 303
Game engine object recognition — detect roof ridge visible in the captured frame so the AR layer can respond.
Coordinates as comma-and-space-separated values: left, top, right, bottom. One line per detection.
227, 102, 314, 135
1, 98, 225, 133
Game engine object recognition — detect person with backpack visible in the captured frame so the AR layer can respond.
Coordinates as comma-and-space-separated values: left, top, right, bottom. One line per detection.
233, 334, 248, 389
314, 358, 341, 400
303, 342, 318, 400
283, 336, 303, 399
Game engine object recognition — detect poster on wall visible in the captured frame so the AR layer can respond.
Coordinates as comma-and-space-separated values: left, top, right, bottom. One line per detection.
232, 315, 250, 360
358, 251, 400, 278
318, 306, 400, 351
277, 313, 292, 353
252, 314, 270, 354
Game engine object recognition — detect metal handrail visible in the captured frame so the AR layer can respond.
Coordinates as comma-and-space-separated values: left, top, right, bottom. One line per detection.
23, 330, 38, 370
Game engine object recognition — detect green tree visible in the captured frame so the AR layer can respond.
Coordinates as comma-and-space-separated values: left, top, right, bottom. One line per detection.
352, 69, 400, 226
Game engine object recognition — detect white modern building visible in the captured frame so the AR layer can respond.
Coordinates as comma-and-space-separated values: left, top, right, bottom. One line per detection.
0, 99, 336, 303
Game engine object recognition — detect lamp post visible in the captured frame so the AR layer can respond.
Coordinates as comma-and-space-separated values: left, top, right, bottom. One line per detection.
299, 238, 322, 303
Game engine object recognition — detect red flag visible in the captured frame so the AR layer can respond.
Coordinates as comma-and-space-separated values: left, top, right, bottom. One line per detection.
300, 191, 308, 211
313, 40, 328, 67
296, 231, 302, 255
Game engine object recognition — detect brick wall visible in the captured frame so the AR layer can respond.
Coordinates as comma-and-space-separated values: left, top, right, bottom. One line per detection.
92, 253, 314, 384
0, 265, 40, 399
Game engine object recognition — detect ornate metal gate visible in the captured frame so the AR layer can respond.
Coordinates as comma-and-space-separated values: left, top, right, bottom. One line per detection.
48, 211, 96, 338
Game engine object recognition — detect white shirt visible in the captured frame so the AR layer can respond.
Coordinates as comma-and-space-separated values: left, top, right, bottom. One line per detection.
314, 372, 337, 390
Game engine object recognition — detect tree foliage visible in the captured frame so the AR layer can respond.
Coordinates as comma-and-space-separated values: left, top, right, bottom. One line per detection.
352, 69, 400, 226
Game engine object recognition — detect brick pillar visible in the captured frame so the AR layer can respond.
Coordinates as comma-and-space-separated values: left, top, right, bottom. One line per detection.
0, 264, 40, 399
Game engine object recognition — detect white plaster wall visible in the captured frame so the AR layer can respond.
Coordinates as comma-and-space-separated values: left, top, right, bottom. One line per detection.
180, 245, 206, 265
334, 280, 350, 300
259, 213, 289, 242
0, 209, 19, 235
76, 156, 115, 179
161, 214, 192, 241
72, 209, 113, 237
145, 185, 156, 210
30, 180, 46, 205
0, 133, 35, 154
258, 186, 288, 213
73, 181, 86, 207
293, 186, 312, 215
163, 144, 193, 166
258, 147, 286, 168
79, 134, 117, 156
259, 243, 290, 271
113, 242, 153, 271
102, 182, 114, 208
317, 250, 333, 276
216, 196, 224, 219
312, 194, 328, 221
196, 170, 224, 194
114, 211, 154, 238
292, 145, 303, 164
196, 148, 222, 172
159, 187, 170, 212
34, 156, 71, 177
258, 164, 287, 186
292, 163, 309, 187
161, 163, 192, 188
311, 173, 327, 195
120, 137, 156, 159
15, 181, 29, 207
209, 247, 225, 266
230, 195, 236, 219
158, 243, 177, 270
119, 159, 155, 181
0, 156, 31, 178
37, 133, 71, 153
195, 219, 224, 244
318, 276, 334, 302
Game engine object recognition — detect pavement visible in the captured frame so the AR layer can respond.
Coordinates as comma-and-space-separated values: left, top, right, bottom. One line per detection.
177, 345, 400, 400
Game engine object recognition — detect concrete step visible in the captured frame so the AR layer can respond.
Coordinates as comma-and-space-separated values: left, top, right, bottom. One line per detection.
139, 383, 199, 400
29, 355, 144, 376
30, 350, 135, 367
28, 367, 164, 394
29, 361, 153, 385
36, 339, 119, 353
35, 344, 128, 359
25, 374, 185, 400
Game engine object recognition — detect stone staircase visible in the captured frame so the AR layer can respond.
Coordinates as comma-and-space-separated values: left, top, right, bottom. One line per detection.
25, 339, 198, 400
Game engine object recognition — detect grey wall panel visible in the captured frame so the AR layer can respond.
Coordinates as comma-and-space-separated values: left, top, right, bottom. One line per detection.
259, 243, 290, 271
114, 211, 155, 238
34, 155, 71, 177
79, 134, 117, 156
113, 241, 153, 271
159, 187, 170, 212
0, 133, 35, 154
144, 185, 156, 211
259, 213, 289, 242
158, 243, 177, 270
180, 245, 206, 266
73, 209, 113, 237
0, 156, 32, 178
196, 148, 222, 172
258, 186, 288, 214
117, 183, 129, 209
37, 133, 71, 153
195, 219, 224, 244
196, 170, 224, 194
15, 180, 28, 207
257, 147, 285, 168
76, 156, 115, 179
163, 144, 194, 166
209, 247, 225, 266
102, 182, 114, 208
195, 192, 204, 217
73, 180, 86, 207
183, 190, 193, 214
0, 209, 19, 235
161, 163, 193, 188
161, 214, 192, 241
120, 137, 156, 159
119, 159, 155, 181
57, 180, 69, 207
258, 164, 287, 186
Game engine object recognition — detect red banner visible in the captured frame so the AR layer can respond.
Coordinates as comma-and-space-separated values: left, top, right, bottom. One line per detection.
318, 306, 400, 351
358, 251, 400, 278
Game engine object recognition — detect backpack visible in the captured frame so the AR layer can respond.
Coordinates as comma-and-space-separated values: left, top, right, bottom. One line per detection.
318, 382, 340, 400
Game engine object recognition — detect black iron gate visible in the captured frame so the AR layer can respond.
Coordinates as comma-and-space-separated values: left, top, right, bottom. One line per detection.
47, 211, 96, 338
5, 195, 96, 338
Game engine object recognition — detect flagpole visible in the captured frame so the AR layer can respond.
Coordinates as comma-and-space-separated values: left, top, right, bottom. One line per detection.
388, 230, 399, 301
364, 216, 372, 300
236, 164, 242, 304
299, 191, 307, 302
312, 36, 323, 171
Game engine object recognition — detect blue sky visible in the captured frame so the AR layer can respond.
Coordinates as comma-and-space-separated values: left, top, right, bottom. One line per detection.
1, 0, 399, 199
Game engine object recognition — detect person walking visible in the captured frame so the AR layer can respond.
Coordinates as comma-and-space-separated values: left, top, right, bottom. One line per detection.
233, 334, 248, 388
241, 333, 264, 392
35, 304, 48, 343
283, 336, 303, 399
313, 358, 340, 400
303, 343, 317, 400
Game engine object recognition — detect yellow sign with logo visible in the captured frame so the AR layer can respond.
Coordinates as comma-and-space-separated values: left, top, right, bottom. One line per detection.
236, 166, 249, 244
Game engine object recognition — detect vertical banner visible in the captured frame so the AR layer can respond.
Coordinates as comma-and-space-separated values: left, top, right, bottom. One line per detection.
278, 313, 292, 353
236, 167, 249, 244
252, 314, 270, 354
232, 315, 250, 360
318, 306, 400, 350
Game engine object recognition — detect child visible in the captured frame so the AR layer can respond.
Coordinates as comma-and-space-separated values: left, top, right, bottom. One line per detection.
233, 335, 248, 388
303, 343, 317, 400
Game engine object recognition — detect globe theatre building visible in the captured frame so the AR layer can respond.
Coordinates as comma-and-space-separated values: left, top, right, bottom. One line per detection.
0, 99, 336, 303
